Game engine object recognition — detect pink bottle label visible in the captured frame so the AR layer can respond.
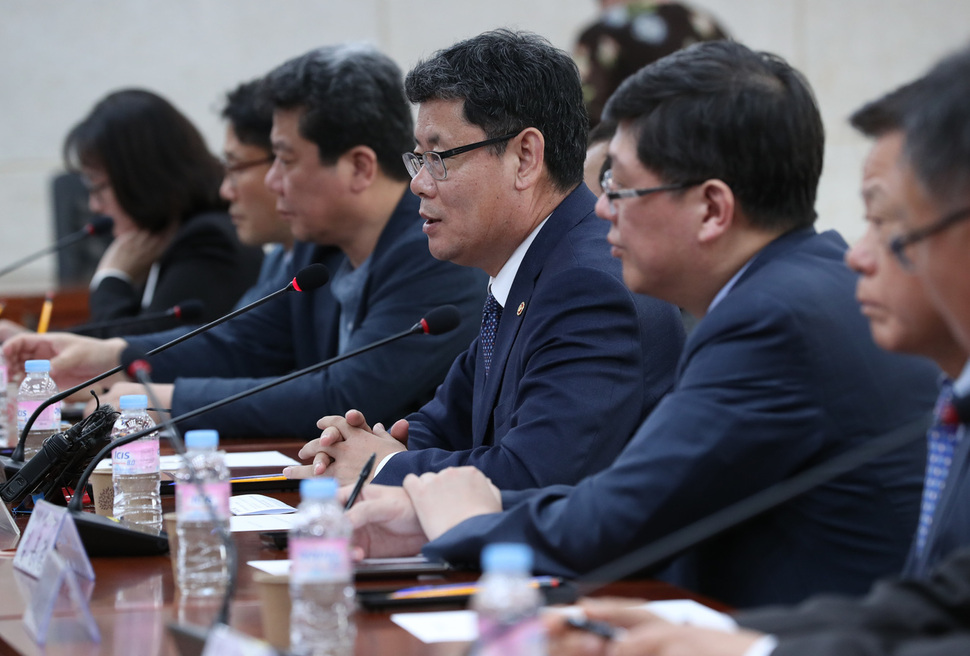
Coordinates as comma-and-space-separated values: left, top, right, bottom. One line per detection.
112, 440, 160, 475
17, 400, 60, 431
176, 481, 230, 521
290, 537, 351, 583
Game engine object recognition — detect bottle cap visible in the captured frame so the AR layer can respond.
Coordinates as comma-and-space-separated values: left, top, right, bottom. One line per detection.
184, 429, 219, 449
119, 394, 148, 410
24, 359, 51, 373
481, 542, 533, 574
300, 477, 338, 500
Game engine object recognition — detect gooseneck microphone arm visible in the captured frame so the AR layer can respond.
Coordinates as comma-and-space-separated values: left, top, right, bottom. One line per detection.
67, 303, 463, 514
0, 216, 114, 279
11, 264, 331, 462
574, 412, 933, 595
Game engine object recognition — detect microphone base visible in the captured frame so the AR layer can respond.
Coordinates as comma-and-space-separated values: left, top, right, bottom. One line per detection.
70, 510, 170, 557
1, 455, 24, 479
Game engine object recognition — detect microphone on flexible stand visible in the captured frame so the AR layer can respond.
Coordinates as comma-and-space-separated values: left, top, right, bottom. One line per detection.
69, 299, 205, 336
0, 216, 113, 280
4, 264, 331, 474
59, 303, 463, 553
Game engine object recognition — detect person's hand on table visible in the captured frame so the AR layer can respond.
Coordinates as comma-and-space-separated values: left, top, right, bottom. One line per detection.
0, 319, 30, 344
84, 381, 173, 420
341, 483, 429, 559
285, 409, 407, 484
403, 466, 501, 540
545, 597, 766, 656
3, 332, 128, 390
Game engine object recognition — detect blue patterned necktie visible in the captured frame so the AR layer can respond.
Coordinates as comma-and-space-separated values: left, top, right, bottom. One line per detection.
480, 293, 503, 377
915, 381, 961, 557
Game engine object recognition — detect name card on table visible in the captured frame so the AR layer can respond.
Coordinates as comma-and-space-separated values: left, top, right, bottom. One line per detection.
0, 497, 21, 551
202, 623, 280, 656
22, 550, 100, 645
13, 500, 94, 580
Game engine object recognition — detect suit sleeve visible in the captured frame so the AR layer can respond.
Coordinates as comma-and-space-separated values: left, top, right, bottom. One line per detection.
736, 547, 970, 656
422, 295, 826, 573
374, 265, 674, 489
166, 241, 484, 439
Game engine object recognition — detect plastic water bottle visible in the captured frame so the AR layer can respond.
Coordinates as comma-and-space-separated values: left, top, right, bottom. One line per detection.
175, 429, 231, 597
17, 359, 60, 459
471, 543, 546, 656
289, 477, 356, 656
0, 350, 8, 448
111, 394, 161, 533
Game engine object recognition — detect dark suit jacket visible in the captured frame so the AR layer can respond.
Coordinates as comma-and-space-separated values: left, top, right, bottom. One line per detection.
423, 228, 939, 607
738, 546, 970, 655
373, 185, 685, 490
125, 192, 486, 439
88, 211, 264, 336
904, 416, 970, 579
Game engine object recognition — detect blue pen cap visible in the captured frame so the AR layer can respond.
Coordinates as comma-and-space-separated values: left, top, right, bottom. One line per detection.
481, 542, 533, 574
184, 429, 219, 450
24, 359, 51, 373
119, 394, 148, 411
300, 477, 338, 500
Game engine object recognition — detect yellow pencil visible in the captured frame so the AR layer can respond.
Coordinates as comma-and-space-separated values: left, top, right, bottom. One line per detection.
36, 292, 53, 334
0, 301, 5, 319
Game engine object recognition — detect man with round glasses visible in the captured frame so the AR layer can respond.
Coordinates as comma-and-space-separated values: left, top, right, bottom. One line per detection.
289, 29, 686, 492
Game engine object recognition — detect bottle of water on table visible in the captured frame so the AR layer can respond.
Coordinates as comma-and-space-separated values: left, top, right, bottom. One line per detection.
111, 394, 161, 533
175, 429, 231, 597
289, 477, 356, 656
17, 359, 60, 459
471, 543, 547, 656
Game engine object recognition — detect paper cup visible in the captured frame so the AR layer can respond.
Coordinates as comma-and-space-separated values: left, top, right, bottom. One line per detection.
253, 571, 291, 650
90, 470, 115, 517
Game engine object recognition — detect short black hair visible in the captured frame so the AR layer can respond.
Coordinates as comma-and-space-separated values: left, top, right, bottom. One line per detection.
849, 80, 923, 139
604, 40, 824, 232
221, 78, 273, 152
405, 29, 588, 193
901, 45, 970, 206
261, 44, 413, 182
63, 88, 225, 232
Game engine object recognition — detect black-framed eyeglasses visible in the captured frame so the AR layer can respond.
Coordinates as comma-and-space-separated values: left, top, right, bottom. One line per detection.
888, 206, 970, 269
221, 155, 274, 182
600, 169, 699, 213
402, 131, 520, 181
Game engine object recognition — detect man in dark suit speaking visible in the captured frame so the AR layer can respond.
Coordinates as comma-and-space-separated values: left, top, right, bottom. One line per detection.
341, 40, 939, 608
289, 30, 686, 491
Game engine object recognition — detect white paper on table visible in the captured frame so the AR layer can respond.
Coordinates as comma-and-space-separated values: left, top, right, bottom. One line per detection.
229, 514, 301, 533
391, 610, 478, 644
95, 450, 300, 473
390, 599, 735, 644
229, 494, 296, 516
247, 560, 291, 576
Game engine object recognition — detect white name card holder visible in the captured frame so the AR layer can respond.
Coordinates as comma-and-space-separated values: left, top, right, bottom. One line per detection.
0, 497, 21, 551
13, 500, 99, 645
13, 500, 94, 580
22, 550, 100, 644
202, 623, 281, 656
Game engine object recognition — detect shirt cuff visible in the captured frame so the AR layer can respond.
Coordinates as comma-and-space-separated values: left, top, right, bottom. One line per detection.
743, 635, 778, 656
372, 452, 398, 478
90, 268, 133, 290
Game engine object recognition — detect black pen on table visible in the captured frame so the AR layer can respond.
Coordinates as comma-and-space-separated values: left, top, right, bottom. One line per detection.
344, 452, 376, 510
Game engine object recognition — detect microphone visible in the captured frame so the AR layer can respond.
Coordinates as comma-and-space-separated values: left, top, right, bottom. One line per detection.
0, 216, 113, 280
5, 264, 330, 470
573, 412, 933, 595
69, 299, 205, 336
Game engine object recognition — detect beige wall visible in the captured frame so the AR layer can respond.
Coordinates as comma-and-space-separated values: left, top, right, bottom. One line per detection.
1, 0, 967, 292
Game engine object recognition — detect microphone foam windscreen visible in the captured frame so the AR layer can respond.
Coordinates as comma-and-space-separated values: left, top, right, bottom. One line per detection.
293, 264, 330, 292
120, 345, 152, 377
89, 216, 114, 235
422, 305, 461, 335
175, 299, 205, 321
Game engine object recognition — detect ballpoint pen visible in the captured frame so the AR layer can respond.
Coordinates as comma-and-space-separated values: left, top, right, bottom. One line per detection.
344, 452, 376, 510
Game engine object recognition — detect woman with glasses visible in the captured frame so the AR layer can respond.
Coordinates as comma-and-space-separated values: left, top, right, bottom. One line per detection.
64, 88, 263, 337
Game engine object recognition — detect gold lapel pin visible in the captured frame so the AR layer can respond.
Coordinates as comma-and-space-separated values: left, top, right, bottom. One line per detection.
517, 302, 525, 316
